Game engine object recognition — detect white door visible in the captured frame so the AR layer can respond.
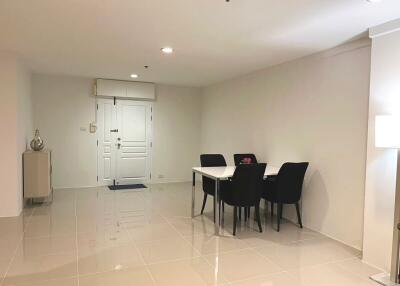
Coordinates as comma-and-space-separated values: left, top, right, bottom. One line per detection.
115, 100, 152, 185
97, 98, 117, 186
97, 98, 152, 186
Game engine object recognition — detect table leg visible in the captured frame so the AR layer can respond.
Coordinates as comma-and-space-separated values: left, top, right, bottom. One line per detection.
191, 172, 195, 218
214, 178, 221, 235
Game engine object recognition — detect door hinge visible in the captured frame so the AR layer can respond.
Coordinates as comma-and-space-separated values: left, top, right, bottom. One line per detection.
97, 140, 98, 146
96, 104, 98, 110
150, 142, 152, 147
97, 176, 98, 182
113, 96, 116, 105
151, 115, 152, 121
150, 173, 152, 179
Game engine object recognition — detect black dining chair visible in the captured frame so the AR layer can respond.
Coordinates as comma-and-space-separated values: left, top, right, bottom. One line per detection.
262, 162, 309, 232
234, 153, 258, 166
233, 153, 258, 221
221, 163, 266, 235
200, 154, 228, 221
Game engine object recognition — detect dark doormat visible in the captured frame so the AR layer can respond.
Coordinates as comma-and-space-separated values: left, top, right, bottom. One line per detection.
108, 184, 147, 190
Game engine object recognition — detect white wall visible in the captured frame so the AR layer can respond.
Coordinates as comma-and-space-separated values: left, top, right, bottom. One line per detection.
31, 75, 202, 188
32, 75, 97, 189
363, 23, 400, 271
16, 58, 33, 213
0, 52, 32, 217
200, 38, 371, 250
152, 85, 201, 183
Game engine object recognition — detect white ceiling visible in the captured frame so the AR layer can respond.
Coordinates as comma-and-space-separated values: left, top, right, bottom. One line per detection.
1, 0, 400, 87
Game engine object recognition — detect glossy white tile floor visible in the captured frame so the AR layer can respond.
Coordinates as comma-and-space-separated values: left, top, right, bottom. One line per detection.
0, 182, 380, 286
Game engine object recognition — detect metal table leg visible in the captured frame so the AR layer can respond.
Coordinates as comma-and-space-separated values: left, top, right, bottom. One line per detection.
191, 172, 195, 218
214, 179, 221, 235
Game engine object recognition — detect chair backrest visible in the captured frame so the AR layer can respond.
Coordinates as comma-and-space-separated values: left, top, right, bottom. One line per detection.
200, 154, 227, 167
200, 154, 227, 194
234, 153, 258, 166
230, 163, 266, 206
276, 162, 309, 203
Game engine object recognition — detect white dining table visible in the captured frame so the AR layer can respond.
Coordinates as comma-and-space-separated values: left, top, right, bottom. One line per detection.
191, 165, 280, 235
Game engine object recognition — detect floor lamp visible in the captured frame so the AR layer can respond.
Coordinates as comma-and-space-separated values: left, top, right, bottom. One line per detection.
371, 115, 400, 286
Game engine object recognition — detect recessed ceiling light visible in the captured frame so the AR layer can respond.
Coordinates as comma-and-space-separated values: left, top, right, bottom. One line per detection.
161, 47, 174, 54
130, 74, 139, 78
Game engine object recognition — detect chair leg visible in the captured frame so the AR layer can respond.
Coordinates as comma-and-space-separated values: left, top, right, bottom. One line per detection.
247, 207, 251, 221
239, 207, 242, 220
264, 200, 268, 219
271, 202, 274, 217
277, 203, 283, 232
200, 193, 207, 215
244, 207, 247, 222
233, 206, 238, 236
280, 204, 284, 219
219, 200, 221, 220
255, 204, 263, 233
213, 195, 216, 223
295, 203, 303, 228
221, 202, 224, 222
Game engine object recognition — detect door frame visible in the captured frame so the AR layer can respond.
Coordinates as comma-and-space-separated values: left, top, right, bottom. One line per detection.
96, 97, 153, 186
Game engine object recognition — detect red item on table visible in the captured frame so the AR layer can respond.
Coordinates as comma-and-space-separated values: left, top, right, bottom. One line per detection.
241, 157, 252, 164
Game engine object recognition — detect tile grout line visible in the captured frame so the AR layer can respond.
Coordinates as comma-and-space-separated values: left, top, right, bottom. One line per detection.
74, 190, 80, 286
0, 206, 36, 286
248, 236, 363, 276
2, 184, 367, 286
162, 214, 230, 285
121, 187, 160, 286
74, 187, 162, 284
332, 257, 380, 282
130, 211, 206, 283
163, 213, 338, 284
226, 271, 290, 285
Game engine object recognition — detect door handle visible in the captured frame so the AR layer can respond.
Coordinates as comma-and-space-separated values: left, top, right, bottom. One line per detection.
116, 143, 121, 149
110, 129, 118, 133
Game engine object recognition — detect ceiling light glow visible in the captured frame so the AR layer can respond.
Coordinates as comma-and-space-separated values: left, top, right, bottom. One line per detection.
161, 47, 174, 54
130, 74, 139, 78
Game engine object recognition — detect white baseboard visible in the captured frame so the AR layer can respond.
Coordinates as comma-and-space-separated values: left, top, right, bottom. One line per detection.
53, 180, 196, 190
273, 213, 362, 252
54, 185, 100, 190
149, 179, 192, 184
315, 229, 362, 251
361, 259, 386, 273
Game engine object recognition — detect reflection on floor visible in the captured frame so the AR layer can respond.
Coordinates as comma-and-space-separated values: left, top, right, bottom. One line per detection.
0, 182, 379, 286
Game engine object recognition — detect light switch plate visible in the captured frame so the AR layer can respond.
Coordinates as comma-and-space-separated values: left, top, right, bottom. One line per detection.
90, 122, 97, 133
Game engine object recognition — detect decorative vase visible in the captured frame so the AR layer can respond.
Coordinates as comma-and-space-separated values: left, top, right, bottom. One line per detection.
30, 129, 44, 151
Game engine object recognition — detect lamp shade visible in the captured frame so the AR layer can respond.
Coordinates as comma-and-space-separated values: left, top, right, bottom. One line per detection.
375, 115, 400, 148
